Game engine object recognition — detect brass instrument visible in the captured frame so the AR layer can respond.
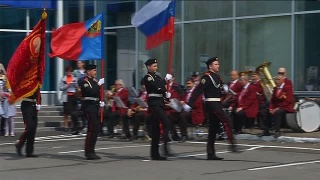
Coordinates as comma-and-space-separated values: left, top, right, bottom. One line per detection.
256, 62, 276, 101
106, 85, 116, 108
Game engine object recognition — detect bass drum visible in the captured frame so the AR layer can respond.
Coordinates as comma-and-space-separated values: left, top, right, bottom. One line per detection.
286, 101, 320, 132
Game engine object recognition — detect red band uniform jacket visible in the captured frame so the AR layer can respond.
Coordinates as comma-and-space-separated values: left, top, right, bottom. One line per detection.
184, 87, 204, 125
269, 83, 295, 113
113, 88, 129, 116
237, 83, 259, 118
165, 82, 183, 115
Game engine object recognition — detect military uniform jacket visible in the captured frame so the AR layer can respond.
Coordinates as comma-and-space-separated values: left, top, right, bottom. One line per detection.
188, 71, 223, 108
143, 72, 166, 106
80, 77, 100, 113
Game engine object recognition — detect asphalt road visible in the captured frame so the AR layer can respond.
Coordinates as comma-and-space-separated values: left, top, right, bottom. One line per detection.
0, 131, 319, 180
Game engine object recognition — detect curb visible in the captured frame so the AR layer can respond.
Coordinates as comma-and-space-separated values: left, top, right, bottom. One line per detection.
236, 134, 320, 143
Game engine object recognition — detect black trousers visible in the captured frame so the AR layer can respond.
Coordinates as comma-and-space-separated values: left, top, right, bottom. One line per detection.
129, 111, 146, 136
71, 110, 86, 132
205, 102, 234, 155
17, 101, 38, 155
0, 117, 5, 135
84, 111, 100, 155
149, 104, 171, 158
170, 111, 188, 136
103, 110, 120, 135
260, 109, 287, 131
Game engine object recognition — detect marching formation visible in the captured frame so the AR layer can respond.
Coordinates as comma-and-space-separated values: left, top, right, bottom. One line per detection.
0, 1, 300, 162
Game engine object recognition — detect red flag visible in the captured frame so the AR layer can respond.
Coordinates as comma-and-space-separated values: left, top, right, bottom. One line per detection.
6, 11, 47, 104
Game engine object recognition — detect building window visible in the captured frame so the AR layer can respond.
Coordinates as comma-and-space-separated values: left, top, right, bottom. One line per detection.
237, 16, 292, 79
184, 21, 232, 81
236, 1, 291, 17
296, 13, 320, 91
184, 0, 232, 21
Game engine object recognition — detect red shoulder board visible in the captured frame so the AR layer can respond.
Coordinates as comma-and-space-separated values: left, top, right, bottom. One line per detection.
204, 71, 211, 76
84, 78, 88, 81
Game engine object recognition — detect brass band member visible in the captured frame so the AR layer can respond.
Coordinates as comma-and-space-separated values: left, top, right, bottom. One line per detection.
261, 75, 295, 138
127, 79, 149, 140
164, 73, 184, 141
222, 70, 242, 109
186, 57, 239, 160
234, 74, 259, 133
180, 78, 205, 141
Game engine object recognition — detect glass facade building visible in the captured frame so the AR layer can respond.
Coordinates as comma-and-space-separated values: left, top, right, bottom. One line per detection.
1, 0, 320, 104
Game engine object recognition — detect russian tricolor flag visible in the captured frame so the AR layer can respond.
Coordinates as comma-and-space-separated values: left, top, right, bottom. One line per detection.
49, 13, 104, 61
131, 0, 175, 49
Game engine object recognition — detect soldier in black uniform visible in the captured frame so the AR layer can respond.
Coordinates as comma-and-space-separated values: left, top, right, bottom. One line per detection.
143, 59, 171, 160
80, 64, 105, 160
15, 89, 41, 157
186, 57, 239, 160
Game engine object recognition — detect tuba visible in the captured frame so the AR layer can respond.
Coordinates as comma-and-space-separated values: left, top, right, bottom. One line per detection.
256, 62, 276, 102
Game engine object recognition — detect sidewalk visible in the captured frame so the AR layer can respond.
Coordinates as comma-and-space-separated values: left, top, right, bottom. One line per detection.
236, 128, 320, 143
188, 127, 320, 143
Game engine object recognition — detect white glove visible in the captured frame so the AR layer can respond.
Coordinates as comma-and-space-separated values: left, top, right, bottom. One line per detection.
183, 104, 192, 112
36, 104, 41, 111
165, 92, 171, 98
99, 101, 105, 107
98, 78, 105, 86
165, 73, 173, 81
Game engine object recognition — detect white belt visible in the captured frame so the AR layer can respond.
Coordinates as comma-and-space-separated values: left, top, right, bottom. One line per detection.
205, 98, 221, 102
83, 97, 99, 101
148, 94, 163, 97
23, 98, 36, 102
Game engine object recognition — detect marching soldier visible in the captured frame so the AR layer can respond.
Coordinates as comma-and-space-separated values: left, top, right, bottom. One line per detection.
185, 57, 239, 160
15, 89, 41, 157
80, 64, 105, 160
143, 58, 171, 160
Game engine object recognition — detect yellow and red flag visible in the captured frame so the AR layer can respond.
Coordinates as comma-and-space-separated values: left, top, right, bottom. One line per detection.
6, 11, 47, 104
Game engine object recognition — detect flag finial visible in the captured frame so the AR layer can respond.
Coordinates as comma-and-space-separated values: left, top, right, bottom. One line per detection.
42, 10, 47, 19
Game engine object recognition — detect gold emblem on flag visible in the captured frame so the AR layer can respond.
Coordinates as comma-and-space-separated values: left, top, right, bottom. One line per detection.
30, 34, 41, 59
86, 20, 102, 38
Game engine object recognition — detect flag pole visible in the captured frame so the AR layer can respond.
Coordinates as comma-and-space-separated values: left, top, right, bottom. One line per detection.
100, 59, 104, 122
38, 8, 47, 106
166, 38, 174, 91
100, 12, 105, 123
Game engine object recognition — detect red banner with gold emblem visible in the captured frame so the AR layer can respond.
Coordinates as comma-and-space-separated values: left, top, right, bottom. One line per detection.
7, 11, 47, 104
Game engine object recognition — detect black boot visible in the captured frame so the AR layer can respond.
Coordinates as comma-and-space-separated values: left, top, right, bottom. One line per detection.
207, 154, 224, 160
257, 130, 270, 137
15, 143, 23, 156
229, 144, 240, 153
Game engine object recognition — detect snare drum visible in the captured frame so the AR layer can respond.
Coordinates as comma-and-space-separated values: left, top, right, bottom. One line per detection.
286, 101, 320, 132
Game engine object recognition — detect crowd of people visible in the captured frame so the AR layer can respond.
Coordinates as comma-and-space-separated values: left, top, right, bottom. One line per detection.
1, 58, 296, 160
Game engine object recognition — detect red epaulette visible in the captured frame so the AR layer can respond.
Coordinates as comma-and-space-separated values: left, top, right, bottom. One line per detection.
204, 71, 211, 76
84, 78, 88, 81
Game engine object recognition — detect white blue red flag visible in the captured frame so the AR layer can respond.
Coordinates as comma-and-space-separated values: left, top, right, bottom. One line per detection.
131, 0, 175, 49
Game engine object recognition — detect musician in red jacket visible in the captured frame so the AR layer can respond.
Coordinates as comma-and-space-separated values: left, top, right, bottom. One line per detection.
261, 75, 295, 138
164, 74, 184, 141
104, 79, 129, 138
179, 78, 205, 141
277, 67, 293, 90
127, 80, 149, 140
222, 70, 242, 109
251, 71, 270, 136
234, 74, 259, 134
